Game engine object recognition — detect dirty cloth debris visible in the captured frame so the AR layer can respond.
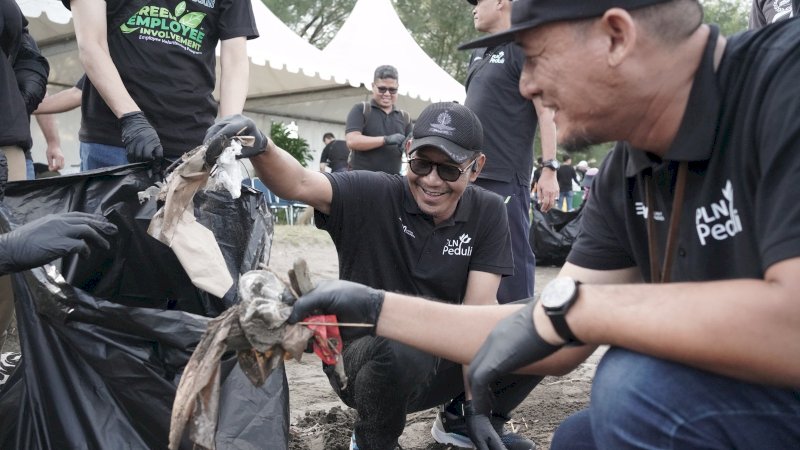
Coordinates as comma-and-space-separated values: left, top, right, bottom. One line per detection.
169, 269, 313, 450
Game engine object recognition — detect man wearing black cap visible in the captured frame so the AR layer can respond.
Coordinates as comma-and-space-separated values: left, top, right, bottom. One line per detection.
206, 103, 537, 449
286, 0, 800, 448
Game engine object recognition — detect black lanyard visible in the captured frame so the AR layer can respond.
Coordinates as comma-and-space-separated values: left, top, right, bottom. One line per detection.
645, 161, 688, 283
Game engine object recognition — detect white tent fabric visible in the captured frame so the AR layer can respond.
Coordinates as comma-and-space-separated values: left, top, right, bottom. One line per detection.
323, 0, 466, 105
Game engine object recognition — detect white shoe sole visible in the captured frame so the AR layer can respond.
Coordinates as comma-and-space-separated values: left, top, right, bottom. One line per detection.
430, 416, 474, 448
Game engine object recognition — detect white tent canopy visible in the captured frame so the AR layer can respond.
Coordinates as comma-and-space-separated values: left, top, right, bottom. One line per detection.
322, 0, 466, 106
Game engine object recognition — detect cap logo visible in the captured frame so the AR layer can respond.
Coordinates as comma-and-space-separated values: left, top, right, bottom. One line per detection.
429, 111, 455, 136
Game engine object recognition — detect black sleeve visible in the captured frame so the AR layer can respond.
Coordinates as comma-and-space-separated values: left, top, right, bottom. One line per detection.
345, 103, 366, 134
76, 74, 87, 90
14, 30, 50, 115
320, 143, 332, 164
469, 190, 514, 276
217, 0, 259, 40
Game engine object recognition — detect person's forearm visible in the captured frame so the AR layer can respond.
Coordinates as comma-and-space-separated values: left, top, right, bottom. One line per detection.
218, 37, 249, 116
250, 141, 330, 212
533, 99, 559, 210
36, 114, 60, 147
535, 259, 800, 387
376, 294, 589, 375
33, 87, 82, 114
72, 0, 139, 118
346, 132, 385, 151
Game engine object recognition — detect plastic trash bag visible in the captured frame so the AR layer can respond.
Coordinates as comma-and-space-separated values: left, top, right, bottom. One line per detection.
0, 164, 289, 449
530, 205, 583, 267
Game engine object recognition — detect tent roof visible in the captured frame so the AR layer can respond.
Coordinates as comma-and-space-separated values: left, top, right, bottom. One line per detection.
322, 0, 466, 105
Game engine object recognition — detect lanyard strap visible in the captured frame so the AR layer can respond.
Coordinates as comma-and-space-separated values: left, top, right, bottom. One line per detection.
645, 161, 689, 283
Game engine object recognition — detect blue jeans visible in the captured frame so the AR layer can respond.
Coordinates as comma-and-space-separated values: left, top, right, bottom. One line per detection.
474, 178, 536, 303
551, 348, 800, 449
25, 159, 34, 180
558, 190, 574, 211
80, 142, 128, 171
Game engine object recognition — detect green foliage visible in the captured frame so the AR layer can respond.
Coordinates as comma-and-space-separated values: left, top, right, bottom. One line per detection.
264, 0, 356, 48
701, 0, 749, 36
270, 122, 312, 167
393, 1, 480, 82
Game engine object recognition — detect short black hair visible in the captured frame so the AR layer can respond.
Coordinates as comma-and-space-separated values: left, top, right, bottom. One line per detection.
374, 65, 399, 81
323, 132, 335, 141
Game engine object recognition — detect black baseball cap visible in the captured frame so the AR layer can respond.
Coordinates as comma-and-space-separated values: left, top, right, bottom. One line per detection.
408, 102, 483, 164
459, 0, 672, 50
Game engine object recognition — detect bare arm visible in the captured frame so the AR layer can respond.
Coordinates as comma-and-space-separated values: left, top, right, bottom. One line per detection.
531, 257, 800, 387
250, 140, 333, 214
346, 131, 386, 151
35, 114, 65, 171
33, 87, 82, 115
375, 262, 641, 376
71, 0, 139, 118
533, 98, 558, 212
461, 270, 502, 399
218, 37, 249, 116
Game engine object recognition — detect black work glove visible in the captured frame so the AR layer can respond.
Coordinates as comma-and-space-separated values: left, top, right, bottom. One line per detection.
203, 114, 268, 164
464, 400, 506, 450
119, 111, 164, 162
0, 212, 118, 275
286, 280, 384, 340
468, 301, 561, 439
384, 133, 406, 147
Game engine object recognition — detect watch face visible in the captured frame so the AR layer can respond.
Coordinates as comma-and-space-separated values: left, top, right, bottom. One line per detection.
544, 159, 560, 170
541, 277, 577, 309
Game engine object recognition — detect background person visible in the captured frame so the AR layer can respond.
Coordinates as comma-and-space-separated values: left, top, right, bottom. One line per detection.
345, 65, 413, 174
319, 132, 349, 173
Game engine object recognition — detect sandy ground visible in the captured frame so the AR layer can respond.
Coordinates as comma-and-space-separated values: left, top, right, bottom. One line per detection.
268, 225, 598, 450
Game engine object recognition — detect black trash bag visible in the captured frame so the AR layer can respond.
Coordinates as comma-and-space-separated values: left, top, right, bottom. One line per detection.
530, 206, 583, 266
0, 164, 289, 450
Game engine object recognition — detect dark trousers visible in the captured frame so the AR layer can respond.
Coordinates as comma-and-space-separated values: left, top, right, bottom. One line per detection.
326, 336, 542, 450
474, 178, 536, 303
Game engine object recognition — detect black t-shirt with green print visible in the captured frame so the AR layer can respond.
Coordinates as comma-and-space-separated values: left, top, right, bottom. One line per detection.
62, 0, 257, 158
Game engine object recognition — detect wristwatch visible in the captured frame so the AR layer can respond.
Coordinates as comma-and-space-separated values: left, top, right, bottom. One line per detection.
540, 277, 583, 345
542, 159, 560, 171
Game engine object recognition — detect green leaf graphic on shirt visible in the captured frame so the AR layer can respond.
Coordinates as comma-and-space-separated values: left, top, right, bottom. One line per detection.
179, 12, 206, 29
175, 1, 186, 17
120, 23, 139, 33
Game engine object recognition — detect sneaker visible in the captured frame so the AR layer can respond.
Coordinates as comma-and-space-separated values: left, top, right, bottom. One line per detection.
430, 408, 536, 450
0, 352, 21, 386
350, 432, 359, 450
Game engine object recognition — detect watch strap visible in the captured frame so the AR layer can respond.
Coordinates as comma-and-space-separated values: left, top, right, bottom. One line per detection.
550, 314, 583, 346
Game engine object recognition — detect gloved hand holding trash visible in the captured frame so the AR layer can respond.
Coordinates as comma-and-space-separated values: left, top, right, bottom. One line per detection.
203, 114, 269, 164
0, 212, 118, 275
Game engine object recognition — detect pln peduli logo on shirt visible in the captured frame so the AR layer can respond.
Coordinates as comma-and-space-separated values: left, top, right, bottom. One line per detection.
695, 180, 742, 246
120, 1, 207, 54
442, 233, 473, 256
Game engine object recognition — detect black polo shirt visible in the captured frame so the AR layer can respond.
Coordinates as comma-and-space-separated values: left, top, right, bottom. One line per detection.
569, 23, 800, 282
465, 42, 537, 187
320, 139, 349, 172
315, 170, 513, 303
345, 99, 412, 174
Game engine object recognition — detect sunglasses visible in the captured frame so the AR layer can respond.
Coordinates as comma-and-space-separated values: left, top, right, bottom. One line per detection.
376, 86, 398, 94
408, 158, 477, 182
